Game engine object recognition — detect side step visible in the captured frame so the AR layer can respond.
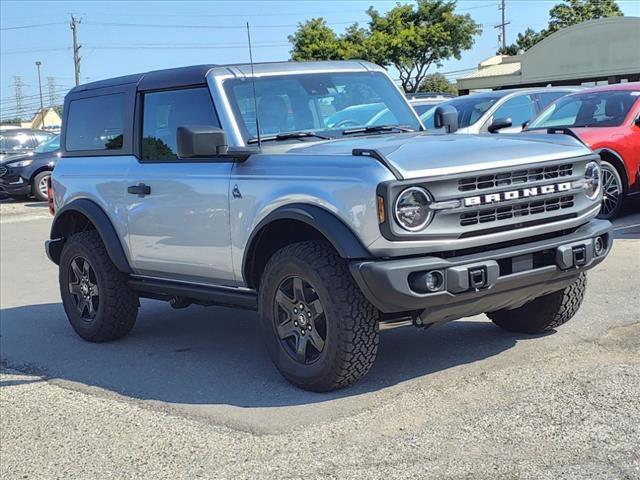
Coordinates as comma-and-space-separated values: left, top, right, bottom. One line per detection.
129, 276, 258, 310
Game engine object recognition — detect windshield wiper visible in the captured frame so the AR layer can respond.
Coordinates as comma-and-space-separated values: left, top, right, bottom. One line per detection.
342, 124, 416, 136
247, 131, 331, 144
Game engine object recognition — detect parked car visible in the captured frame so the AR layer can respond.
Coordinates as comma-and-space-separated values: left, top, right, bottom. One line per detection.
407, 92, 455, 116
420, 87, 580, 133
0, 128, 56, 162
526, 83, 640, 219
0, 134, 60, 201
46, 61, 610, 392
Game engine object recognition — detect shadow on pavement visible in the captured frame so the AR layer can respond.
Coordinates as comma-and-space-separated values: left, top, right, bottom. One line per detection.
0, 299, 541, 408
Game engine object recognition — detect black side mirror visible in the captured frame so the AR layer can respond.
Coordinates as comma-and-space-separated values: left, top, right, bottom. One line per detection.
635, 115, 640, 127
177, 125, 228, 158
433, 105, 458, 133
488, 117, 513, 133
521, 120, 530, 129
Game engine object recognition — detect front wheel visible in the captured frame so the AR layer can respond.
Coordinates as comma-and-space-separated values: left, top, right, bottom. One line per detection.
258, 241, 379, 392
32, 171, 51, 202
59, 230, 139, 342
488, 274, 586, 334
598, 161, 624, 219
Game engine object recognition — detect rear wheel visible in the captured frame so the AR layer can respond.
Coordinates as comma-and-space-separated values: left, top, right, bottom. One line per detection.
598, 161, 624, 219
488, 274, 586, 334
32, 171, 51, 202
258, 241, 379, 392
59, 230, 139, 342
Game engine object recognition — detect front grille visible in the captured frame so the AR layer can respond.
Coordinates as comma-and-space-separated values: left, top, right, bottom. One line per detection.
0, 166, 7, 177
458, 164, 573, 192
460, 195, 575, 226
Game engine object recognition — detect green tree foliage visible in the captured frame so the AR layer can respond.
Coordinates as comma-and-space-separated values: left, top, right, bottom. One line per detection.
498, 0, 623, 55
497, 28, 543, 55
547, 0, 623, 33
418, 73, 458, 94
288, 0, 482, 93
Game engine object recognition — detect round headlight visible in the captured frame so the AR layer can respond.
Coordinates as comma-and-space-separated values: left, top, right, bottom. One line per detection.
584, 161, 601, 200
394, 187, 433, 231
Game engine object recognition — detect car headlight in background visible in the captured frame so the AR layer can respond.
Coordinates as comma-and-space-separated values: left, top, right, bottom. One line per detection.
7, 159, 33, 168
394, 186, 433, 231
583, 161, 601, 200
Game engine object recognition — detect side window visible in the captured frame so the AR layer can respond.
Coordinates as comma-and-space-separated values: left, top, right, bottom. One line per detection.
66, 94, 125, 151
535, 92, 567, 111
492, 95, 535, 127
141, 87, 219, 160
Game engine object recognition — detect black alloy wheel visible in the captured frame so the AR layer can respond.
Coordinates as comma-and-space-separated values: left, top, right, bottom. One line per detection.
68, 256, 100, 321
599, 162, 623, 219
274, 275, 327, 365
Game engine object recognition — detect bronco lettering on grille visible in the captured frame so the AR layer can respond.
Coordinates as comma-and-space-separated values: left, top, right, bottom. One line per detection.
463, 182, 572, 207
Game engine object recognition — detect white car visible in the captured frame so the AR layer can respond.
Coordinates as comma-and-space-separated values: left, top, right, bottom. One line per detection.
420, 87, 581, 134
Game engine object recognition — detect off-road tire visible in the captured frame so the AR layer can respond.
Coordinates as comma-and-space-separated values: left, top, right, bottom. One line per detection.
258, 240, 379, 392
32, 171, 51, 202
488, 273, 586, 334
59, 230, 139, 342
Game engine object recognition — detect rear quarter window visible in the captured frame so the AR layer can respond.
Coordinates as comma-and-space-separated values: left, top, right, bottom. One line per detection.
66, 93, 125, 151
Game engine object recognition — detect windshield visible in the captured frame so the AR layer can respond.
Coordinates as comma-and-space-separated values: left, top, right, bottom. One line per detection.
420, 94, 501, 129
529, 90, 640, 129
223, 71, 421, 141
34, 134, 60, 153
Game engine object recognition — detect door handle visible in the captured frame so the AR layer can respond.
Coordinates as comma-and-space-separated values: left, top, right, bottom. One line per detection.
127, 183, 151, 196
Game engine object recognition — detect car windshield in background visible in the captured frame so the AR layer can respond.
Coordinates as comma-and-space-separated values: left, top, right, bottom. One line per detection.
420, 94, 502, 129
33, 135, 60, 153
0, 132, 36, 153
529, 90, 640, 129
223, 71, 420, 142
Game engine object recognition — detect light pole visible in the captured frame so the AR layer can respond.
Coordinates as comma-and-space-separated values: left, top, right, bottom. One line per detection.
35, 61, 45, 127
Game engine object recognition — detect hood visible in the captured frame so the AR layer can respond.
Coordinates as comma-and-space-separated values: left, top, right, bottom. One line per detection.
0, 152, 32, 164
287, 132, 593, 179
0, 150, 60, 165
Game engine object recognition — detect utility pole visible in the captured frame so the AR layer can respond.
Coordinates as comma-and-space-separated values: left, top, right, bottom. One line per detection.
35, 61, 44, 117
495, 0, 510, 51
47, 76, 58, 106
70, 15, 82, 86
13, 76, 25, 121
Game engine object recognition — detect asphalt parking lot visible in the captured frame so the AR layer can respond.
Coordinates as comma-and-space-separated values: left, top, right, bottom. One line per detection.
1, 198, 639, 479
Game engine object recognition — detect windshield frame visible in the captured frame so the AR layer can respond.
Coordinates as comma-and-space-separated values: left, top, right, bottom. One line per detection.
217, 70, 423, 146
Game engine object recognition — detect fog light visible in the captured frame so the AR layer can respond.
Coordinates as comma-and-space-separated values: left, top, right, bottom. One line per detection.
425, 270, 444, 292
409, 270, 445, 294
594, 236, 605, 256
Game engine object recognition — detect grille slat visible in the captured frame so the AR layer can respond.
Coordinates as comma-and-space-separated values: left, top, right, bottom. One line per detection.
459, 195, 575, 227
458, 164, 573, 192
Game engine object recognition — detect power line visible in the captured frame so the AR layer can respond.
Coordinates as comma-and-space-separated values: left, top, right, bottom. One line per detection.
0, 22, 66, 31
82, 20, 354, 29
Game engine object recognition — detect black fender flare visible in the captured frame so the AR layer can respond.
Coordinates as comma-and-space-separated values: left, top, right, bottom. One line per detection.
242, 203, 372, 283
49, 198, 132, 273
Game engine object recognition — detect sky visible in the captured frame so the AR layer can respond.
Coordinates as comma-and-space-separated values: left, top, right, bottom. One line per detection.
1, 0, 639, 120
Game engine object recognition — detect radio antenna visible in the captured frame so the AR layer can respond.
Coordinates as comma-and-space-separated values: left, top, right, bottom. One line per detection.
246, 22, 261, 148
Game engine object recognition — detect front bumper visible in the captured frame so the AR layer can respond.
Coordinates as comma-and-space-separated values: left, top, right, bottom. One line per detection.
350, 219, 612, 324
0, 167, 31, 196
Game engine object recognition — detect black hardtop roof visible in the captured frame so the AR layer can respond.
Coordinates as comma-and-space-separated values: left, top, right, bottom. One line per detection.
67, 64, 218, 94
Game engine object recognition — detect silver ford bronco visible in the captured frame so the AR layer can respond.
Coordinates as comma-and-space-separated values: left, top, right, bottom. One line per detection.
46, 61, 612, 391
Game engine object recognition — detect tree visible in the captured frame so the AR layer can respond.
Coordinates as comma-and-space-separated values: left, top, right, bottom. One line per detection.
288, 18, 342, 61
497, 28, 543, 55
547, 0, 623, 34
497, 0, 623, 55
288, 0, 482, 93
418, 73, 458, 94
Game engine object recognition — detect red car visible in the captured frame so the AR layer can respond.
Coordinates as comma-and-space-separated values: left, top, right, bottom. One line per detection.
527, 83, 640, 218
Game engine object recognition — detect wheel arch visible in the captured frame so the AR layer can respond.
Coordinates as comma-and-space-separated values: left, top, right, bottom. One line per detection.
48, 198, 132, 273
242, 203, 372, 289
595, 148, 629, 193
